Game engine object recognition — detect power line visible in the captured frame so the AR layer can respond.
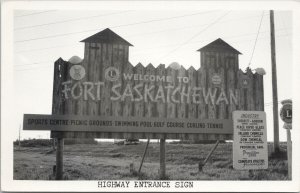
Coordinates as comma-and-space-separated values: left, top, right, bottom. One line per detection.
15, 11, 56, 17
248, 11, 265, 67
14, 11, 214, 43
133, 30, 290, 55
14, 32, 292, 69
155, 11, 230, 61
14, 61, 54, 67
16, 28, 290, 54
15, 65, 53, 71
14, 11, 134, 30
16, 14, 287, 54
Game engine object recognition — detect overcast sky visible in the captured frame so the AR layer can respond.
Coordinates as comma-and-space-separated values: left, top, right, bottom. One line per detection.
13, 9, 292, 141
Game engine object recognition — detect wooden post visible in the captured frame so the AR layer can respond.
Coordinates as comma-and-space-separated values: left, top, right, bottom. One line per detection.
55, 137, 64, 180
270, 10, 280, 153
286, 129, 292, 180
138, 138, 150, 173
199, 140, 220, 171
159, 138, 166, 179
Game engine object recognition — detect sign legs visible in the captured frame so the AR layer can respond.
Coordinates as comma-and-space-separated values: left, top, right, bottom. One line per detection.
286, 129, 292, 180
159, 138, 166, 179
138, 138, 150, 173
199, 140, 220, 172
55, 137, 64, 180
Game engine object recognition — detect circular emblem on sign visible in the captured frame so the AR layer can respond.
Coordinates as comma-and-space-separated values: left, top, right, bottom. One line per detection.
280, 103, 292, 124
69, 65, 86, 80
211, 74, 222, 85
104, 67, 120, 82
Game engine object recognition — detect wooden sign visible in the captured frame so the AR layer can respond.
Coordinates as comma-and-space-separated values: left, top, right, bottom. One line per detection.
26, 29, 265, 140
23, 114, 233, 134
233, 111, 268, 170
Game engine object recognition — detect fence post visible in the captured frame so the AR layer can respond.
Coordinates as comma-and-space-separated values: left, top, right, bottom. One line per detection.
55, 137, 64, 180
159, 138, 166, 179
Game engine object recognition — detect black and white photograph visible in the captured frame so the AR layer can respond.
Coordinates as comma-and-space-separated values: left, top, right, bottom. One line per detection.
1, 0, 300, 192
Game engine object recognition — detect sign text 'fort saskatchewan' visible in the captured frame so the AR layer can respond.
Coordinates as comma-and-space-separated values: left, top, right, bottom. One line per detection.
61, 65, 239, 105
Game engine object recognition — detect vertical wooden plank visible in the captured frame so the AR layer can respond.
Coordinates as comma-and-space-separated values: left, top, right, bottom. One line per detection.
144, 63, 155, 117
133, 63, 145, 118
95, 43, 103, 115
237, 69, 245, 110
257, 74, 264, 111
177, 66, 186, 120
218, 65, 226, 119
166, 66, 177, 118
101, 43, 112, 116
111, 44, 123, 117
188, 66, 199, 142
207, 53, 217, 119
188, 66, 197, 119
81, 43, 90, 116
123, 62, 134, 117
90, 42, 97, 114
246, 68, 255, 110
63, 63, 73, 115
51, 58, 68, 180
52, 58, 65, 115
197, 66, 207, 119
156, 64, 166, 118
226, 55, 237, 118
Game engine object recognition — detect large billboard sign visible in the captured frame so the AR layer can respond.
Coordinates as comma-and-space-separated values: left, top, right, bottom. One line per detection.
23, 29, 265, 139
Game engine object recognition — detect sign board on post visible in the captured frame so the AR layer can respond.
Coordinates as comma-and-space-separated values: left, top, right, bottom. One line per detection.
280, 99, 292, 180
233, 111, 268, 170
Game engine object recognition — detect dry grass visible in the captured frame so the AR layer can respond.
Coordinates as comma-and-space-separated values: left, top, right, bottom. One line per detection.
13, 142, 289, 180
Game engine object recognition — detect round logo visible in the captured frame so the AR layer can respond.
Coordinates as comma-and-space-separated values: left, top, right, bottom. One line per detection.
104, 67, 120, 81
280, 103, 292, 124
211, 74, 222, 85
70, 65, 86, 80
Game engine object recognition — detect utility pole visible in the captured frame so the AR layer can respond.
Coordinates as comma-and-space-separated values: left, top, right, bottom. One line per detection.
270, 10, 280, 153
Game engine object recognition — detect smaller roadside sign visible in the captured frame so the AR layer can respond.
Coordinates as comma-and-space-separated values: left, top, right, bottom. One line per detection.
280, 100, 292, 125
233, 111, 268, 170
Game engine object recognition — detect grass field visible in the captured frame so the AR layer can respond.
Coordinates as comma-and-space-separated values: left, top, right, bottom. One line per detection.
13, 141, 289, 180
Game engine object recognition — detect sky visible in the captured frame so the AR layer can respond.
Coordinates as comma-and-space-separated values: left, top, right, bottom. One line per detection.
13, 9, 292, 141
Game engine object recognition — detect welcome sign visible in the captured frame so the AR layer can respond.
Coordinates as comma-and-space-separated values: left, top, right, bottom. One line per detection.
61, 65, 239, 105
24, 29, 264, 140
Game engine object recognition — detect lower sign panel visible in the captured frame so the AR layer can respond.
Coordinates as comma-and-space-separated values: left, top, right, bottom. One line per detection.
233, 111, 268, 170
23, 114, 233, 134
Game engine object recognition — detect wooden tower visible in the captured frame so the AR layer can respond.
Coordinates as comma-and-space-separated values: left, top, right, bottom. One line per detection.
80, 28, 133, 82
197, 38, 242, 119
198, 38, 241, 71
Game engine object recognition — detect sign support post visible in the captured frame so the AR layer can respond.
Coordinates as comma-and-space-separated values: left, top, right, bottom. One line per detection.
286, 128, 292, 180
280, 99, 292, 180
55, 137, 64, 180
159, 138, 166, 179
138, 138, 150, 173
198, 140, 220, 172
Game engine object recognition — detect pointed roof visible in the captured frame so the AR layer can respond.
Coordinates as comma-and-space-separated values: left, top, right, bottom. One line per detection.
197, 38, 241, 54
80, 28, 133, 46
